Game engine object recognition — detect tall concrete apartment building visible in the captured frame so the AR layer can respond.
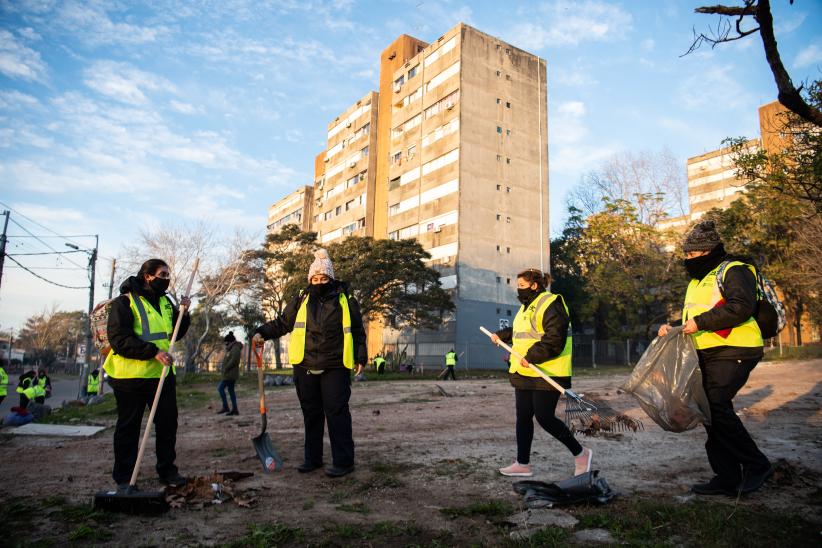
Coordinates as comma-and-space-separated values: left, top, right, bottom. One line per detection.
267, 23, 549, 367
267, 185, 314, 234
685, 138, 760, 220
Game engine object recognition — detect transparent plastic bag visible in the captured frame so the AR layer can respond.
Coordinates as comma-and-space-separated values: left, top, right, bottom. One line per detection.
621, 326, 711, 432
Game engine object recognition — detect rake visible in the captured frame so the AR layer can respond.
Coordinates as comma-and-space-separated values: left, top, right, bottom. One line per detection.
479, 327, 642, 434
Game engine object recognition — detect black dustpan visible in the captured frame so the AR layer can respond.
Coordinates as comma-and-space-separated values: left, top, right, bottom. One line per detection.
253, 340, 284, 472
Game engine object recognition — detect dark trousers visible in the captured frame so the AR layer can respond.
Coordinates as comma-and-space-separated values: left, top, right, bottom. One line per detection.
217, 380, 238, 411
699, 356, 770, 485
35, 396, 45, 404
444, 365, 456, 380
377, 364, 385, 374
19, 394, 29, 408
293, 367, 354, 468
111, 375, 178, 484
515, 388, 582, 464
0, 395, 4, 406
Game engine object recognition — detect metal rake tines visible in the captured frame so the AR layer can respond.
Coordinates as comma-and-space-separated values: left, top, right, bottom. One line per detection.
563, 391, 644, 435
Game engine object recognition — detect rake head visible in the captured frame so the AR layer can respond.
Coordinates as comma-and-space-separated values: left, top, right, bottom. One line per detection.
563, 393, 644, 435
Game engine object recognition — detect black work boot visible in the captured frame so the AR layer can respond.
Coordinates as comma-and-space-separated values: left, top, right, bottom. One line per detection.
691, 476, 738, 496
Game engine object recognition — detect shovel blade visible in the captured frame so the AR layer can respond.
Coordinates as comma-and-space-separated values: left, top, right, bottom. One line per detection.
252, 433, 284, 473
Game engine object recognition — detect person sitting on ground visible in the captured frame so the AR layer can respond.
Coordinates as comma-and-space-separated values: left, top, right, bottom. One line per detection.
491, 268, 592, 478
217, 331, 242, 416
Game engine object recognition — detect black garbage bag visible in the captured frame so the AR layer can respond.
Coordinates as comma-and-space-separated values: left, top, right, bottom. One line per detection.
513, 471, 617, 508
621, 326, 710, 432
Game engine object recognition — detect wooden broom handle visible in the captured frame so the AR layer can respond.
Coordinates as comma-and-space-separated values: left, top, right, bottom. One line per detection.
479, 326, 568, 395
129, 258, 199, 487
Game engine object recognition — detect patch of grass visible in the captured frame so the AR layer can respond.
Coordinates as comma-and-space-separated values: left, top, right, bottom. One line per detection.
441, 499, 514, 520
336, 501, 370, 514
763, 344, 822, 361
503, 527, 571, 547
302, 498, 315, 511
39, 393, 118, 425
430, 458, 479, 478
227, 523, 304, 547
177, 388, 211, 409
55, 501, 117, 525
210, 447, 232, 458
68, 524, 113, 542
0, 500, 38, 530
324, 523, 360, 539
571, 498, 818, 547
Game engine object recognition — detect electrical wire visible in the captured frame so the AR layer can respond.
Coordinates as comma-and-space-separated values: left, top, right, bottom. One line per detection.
8, 218, 86, 269
0, 200, 87, 249
6, 250, 85, 256
4, 255, 88, 289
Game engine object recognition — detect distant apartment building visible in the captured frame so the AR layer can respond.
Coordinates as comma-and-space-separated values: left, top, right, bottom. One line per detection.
265, 23, 549, 367
685, 138, 760, 219
267, 185, 314, 234
313, 91, 379, 244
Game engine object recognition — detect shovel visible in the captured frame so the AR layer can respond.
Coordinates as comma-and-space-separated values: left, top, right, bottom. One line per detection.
252, 339, 283, 472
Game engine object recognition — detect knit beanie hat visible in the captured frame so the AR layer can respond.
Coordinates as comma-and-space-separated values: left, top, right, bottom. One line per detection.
308, 249, 335, 281
223, 331, 236, 343
683, 220, 722, 252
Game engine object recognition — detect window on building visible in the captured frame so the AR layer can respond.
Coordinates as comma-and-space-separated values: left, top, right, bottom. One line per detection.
506, 216, 511, 223
496, 70, 501, 77
506, 157, 511, 164
391, 151, 402, 165
506, 129, 511, 136
389, 230, 399, 240
361, 145, 369, 158
496, 307, 501, 313
313, 215, 319, 224
324, 211, 332, 221
496, 154, 502, 161
505, 48, 510, 54
496, 214, 501, 221
506, 186, 511, 193
389, 176, 401, 189
506, 101, 511, 108
389, 203, 400, 216
506, 74, 512, 81
345, 199, 355, 211
506, 309, 512, 316
335, 205, 342, 216
496, 184, 501, 190
496, 277, 501, 284
408, 64, 419, 79
506, 277, 511, 284
496, 245, 500, 251
496, 126, 502, 134
407, 144, 416, 158
496, 98, 501, 104
506, 247, 510, 253
394, 75, 404, 88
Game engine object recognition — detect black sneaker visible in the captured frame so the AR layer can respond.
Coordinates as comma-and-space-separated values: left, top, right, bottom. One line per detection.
741, 465, 774, 494
227, 409, 239, 416
159, 472, 187, 487
325, 464, 355, 478
691, 476, 739, 496
297, 462, 323, 473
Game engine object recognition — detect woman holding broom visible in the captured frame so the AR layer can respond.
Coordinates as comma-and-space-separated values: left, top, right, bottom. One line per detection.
491, 268, 592, 478
104, 259, 190, 491
253, 249, 366, 478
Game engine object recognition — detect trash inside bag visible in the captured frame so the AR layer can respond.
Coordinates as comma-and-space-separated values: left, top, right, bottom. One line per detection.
621, 326, 710, 432
512, 471, 617, 508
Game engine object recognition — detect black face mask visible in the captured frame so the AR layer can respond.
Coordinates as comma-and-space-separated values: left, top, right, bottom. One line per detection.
683, 244, 726, 280
148, 277, 170, 294
517, 287, 540, 305
308, 282, 334, 298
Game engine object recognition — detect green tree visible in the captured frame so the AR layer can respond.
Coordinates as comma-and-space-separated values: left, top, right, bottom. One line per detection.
550, 206, 590, 332
17, 308, 87, 367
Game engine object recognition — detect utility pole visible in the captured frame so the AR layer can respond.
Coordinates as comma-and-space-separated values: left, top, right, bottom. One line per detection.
72, 235, 98, 398
97, 257, 115, 395
0, 210, 9, 293
107, 258, 116, 299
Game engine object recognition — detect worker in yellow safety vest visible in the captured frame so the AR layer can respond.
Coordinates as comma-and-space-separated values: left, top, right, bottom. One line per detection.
491, 268, 591, 479
16, 372, 36, 408
0, 364, 8, 406
254, 249, 366, 479
659, 220, 771, 496
373, 354, 386, 375
87, 369, 101, 396
103, 258, 191, 491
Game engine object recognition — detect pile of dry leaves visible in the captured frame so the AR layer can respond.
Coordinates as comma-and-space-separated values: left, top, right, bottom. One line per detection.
165, 471, 256, 509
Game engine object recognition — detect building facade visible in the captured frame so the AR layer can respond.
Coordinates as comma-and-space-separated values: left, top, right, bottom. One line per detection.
267, 185, 314, 234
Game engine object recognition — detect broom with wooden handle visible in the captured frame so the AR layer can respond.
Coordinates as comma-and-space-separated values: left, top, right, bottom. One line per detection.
479, 326, 642, 434
94, 258, 199, 514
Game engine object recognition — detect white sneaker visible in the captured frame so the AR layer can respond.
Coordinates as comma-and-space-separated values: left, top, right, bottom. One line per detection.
574, 447, 593, 476
499, 461, 533, 477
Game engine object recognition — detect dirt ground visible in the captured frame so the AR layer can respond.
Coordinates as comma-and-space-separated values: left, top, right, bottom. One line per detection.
1, 359, 820, 546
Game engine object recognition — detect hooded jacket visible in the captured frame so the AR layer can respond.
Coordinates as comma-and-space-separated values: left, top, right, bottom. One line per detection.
255, 280, 367, 370
106, 275, 190, 388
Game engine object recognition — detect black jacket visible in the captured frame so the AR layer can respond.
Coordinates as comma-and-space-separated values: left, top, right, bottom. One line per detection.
107, 276, 190, 362
496, 293, 571, 390
688, 256, 763, 361
256, 281, 367, 370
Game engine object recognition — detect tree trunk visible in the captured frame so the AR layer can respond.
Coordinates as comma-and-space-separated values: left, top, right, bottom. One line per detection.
188, 306, 211, 374
273, 338, 283, 369
794, 297, 804, 346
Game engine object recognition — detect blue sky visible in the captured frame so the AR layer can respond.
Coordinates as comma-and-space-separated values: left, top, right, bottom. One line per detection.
0, 0, 820, 331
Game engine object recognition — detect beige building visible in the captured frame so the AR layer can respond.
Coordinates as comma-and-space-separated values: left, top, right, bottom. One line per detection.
267, 185, 314, 234
313, 91, 379, 244
685, 138, 760, 219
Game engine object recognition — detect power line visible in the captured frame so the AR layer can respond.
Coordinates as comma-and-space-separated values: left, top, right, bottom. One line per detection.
7, 250, 85, 256
4, 254, 88, 289
6, 264, 88, 271
0, 200, 87, 249
8, 218, 86, 269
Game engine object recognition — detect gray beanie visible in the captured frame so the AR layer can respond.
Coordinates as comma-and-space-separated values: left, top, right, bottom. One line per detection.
308, 248, 335, 281
683, 220, 722, 252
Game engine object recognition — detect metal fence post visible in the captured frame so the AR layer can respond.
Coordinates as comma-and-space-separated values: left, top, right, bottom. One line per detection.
592, 339, 597, 369
626, 339, 630, 366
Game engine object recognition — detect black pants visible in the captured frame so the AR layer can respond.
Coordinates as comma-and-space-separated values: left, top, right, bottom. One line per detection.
515, 388, 582, 464
444, 365, 456, 380
699, 356, 770, 485
377, 364, 385, 374
19, 394, 29, 408
111, 375, 179, 484
293, 367, 354, 468
0, 395, 4, 406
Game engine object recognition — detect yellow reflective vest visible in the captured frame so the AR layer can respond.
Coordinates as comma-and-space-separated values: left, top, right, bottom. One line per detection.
445, 351, 457, 366
17, 377, 36, 400
683, 261, 763, 350
87, 373, 100, 394
288, 292, 354, 369
373, 357, 386, 368
0, 367, 7, 396
104, 293, 175, 379
510, 292, 573, 378
33, 377, 46, 398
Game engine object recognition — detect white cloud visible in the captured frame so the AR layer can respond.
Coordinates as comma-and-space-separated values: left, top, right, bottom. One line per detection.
557, 101, 586, 117
794, 43, 822, 68
55, 1, 167, 46
169, 99, 198, 114
553, 66, 599, 87
84, 61, 177, 105
0, 29, 47, 82
510, 0, 632, 49
0, 89, 40, 109
641, 38, 655, 51
676, 64, 753, 111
